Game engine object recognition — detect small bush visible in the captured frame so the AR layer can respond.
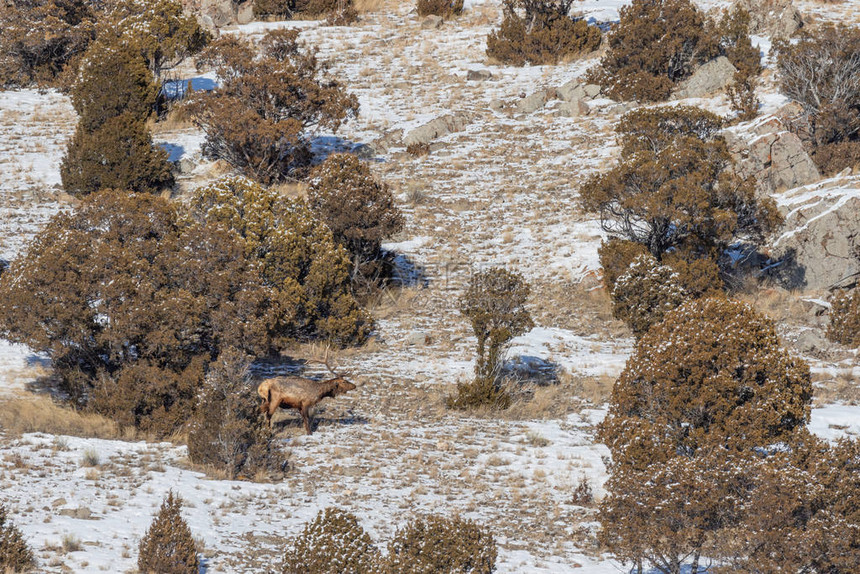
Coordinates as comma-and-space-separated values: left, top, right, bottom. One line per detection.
611, 255, 688, 338
452, 268, 533, 410
187, 348, 277, 480
446, 376, 512, 411
406, 142, 430, 157
60, 114, 174, 197
827, 289, 860, 347
570, 475, 594, 506
598, 238, 650, 292
188, 30, 358, 183
384, 515, 497, 574
307, 153, 404, 285
0, 505, 35, 573
810, 141, 860, 176
282, 507, 379, 574
417, 0, 464, 17
0, 0, 97, 89
486, 0, 601, 66
138, 492, 199, 574
79, 448, 100, 468
775, 23, 860, 161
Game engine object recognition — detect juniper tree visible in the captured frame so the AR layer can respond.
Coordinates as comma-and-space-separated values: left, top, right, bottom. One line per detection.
0, 0, 97, 88
450, 267, 533, 409
486, 0, 601, 66
599, 297, 814, 573
188, 30, 358, 183
282, 508, 379, 574
307, 153, 404, 283
138, 492, 199, 574
582, 106, 781, 291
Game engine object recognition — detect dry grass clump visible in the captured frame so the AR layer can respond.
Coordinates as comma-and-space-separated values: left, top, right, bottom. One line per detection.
353, 0, 385, 12
0, 397, 131, 439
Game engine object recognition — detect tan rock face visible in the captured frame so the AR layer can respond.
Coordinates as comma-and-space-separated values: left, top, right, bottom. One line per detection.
735, 0, 803, 39
672, 56, 737, 100
725, 115, 820, 196
772, 176, 860, 289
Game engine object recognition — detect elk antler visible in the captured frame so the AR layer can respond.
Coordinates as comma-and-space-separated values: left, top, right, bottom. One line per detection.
306, 344, 342, 378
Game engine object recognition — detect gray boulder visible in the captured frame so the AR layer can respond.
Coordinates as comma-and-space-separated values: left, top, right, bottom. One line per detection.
368, 129, 403, 154
59, 506, 93, 520
672, 56, 737, 99
466, 69, 493, 81
403, 114, 469, 146
724, 115, 820, 195
422, 15, 444, 29
735, 0, 802, 39
515, 89, 553, 114
203, 0, 234, 28
236, 1, 255, 24
557, 80, 585, 102
553, 98, 590, 118
772, 176, 860, 289
583, 84, 601, 98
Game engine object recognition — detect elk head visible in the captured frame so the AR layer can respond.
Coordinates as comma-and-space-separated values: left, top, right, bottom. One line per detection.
308, 345, 362, 394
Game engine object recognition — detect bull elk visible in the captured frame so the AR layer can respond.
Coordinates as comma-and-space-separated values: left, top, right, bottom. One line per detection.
257, 351, 358, 435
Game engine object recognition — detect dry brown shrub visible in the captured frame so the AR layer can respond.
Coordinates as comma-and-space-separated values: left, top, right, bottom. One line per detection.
486, 0, 601, 66
384, 515, 496, 574
138, 492, 199, 574
187, 30, 358, 184
827, 289, 860, 347
0, 504, 34, 573
417, 0, 463, 17
282, 508, 379, 574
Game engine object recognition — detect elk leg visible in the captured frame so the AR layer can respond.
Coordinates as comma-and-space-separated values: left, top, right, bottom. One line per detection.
267, 397, 280, 428
301, 405, 312, 435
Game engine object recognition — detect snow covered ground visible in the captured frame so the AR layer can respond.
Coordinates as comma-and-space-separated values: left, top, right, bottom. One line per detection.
1, 0, 859, 572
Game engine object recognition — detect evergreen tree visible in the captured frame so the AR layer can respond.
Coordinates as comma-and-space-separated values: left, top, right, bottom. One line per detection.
0, 504, 34, 573
138, 492, 199, 574
307, 153, 404, 283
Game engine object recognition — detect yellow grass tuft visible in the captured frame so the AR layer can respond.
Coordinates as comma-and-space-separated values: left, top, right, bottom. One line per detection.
0, 397, 133, 439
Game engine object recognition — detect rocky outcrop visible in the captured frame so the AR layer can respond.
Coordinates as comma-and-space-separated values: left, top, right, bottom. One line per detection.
421, 15, 444, 29
556, 80, 600, 102
724, 115, 820, 195
735, 0, 802, 39
672, 56, 737, 99
466, 69, 493, 81
515, 89, 554, 114
183, 0, 254, 31
513, 81, 599, 116
772, 176, 860, 289
553, 98, 590, 118
402, 113, 469, 146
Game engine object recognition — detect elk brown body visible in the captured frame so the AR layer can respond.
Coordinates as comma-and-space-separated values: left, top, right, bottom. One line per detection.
257, 376, 357, 434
